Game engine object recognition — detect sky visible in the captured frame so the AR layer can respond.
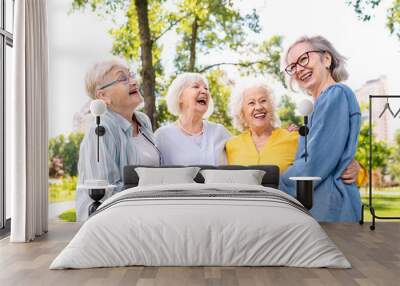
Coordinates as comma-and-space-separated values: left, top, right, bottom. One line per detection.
48, 0, 400, 137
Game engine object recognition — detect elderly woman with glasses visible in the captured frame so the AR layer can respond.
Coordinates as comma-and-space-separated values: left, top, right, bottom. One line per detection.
277, 35, 363, 222
76, 59, 160, 222
155, 73, 230, 165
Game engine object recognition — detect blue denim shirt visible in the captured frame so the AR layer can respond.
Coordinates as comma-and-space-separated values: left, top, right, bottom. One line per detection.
76, 109, 160, 221
281, 83, 362, 222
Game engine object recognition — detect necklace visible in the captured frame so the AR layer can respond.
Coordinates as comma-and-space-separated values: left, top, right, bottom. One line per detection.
177, 119, 204, 136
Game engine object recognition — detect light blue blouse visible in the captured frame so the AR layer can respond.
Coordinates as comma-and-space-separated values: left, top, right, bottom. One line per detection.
76, 110, 160, 221
280, 83, 362, 222
155, 121, 231, 165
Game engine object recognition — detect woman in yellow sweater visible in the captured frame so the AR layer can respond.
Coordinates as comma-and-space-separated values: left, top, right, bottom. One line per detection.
225, 81, 364, 184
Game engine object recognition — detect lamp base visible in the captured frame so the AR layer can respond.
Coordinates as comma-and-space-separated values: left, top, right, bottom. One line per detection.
88, 188, 106, 216
289, 177, 321, 210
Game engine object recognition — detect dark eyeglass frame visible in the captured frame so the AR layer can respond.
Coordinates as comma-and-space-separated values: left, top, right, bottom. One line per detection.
97, 71, 136, 90
285, 50, 325, 76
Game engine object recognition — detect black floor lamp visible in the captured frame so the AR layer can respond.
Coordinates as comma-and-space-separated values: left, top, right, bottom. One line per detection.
290, 99, 321, 210
77, 100, 115, 216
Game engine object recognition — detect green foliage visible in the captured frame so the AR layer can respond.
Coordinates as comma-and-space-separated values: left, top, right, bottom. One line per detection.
59, 208, 77, 222
278, 94, 301, 128
207, 70, 236, 134
71, 0, 285, 124
48, 132, 84, 177
156, 99, 177, 126
173, 0, 261, 72
387, 129, 400, 180
49, 176, 77, 203
108, 0, 167, 78
347, 0, 400, 40
387, 0, 400, 40
347, 0, 382, 21
231, 35, 286, 87
355, 123, 392, 170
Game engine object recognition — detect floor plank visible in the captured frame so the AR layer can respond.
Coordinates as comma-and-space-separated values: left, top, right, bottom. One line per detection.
0, 222, 399, 286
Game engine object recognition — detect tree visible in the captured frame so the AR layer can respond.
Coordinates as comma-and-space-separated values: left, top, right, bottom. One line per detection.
387, 129, 400, 182
278, 94, 301, 128
347, 0, 400, 40
48, 132, 84, 177
207, 69, 237, 134
71, 0, 285, 127
73, 0, 168, 127
387, 0, 400, 40
355, 123, 391, 173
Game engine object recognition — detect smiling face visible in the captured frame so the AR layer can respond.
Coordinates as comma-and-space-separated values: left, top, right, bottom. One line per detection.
286, 42, 332, 96
179, 80, 210, 117
96, 66, 142, 112
241, 87, 274, 132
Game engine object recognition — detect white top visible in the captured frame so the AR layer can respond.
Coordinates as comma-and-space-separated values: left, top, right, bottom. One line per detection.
128, 132, 160, 166
155, 121, 231, 165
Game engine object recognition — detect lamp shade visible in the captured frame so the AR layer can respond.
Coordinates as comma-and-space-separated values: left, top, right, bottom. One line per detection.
297, 99, 314, 116
90, 99, 107, 116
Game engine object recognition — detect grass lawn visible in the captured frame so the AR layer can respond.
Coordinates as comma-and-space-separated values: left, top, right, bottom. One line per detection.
49, 177, 77, 203
59, 208, 76, 222
361, 187, 400, 221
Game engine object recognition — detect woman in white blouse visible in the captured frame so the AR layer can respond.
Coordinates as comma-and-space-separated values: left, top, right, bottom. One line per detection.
155, 73, 230, 165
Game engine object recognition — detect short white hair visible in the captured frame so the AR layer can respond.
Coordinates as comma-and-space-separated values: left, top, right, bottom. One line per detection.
166, 72, 214, 118
229, 80, 281, 131
85, 59, 128, 99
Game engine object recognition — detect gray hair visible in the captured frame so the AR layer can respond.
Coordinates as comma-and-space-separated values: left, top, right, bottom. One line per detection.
85, 59, 128, 99
166, 72, 214, 118
283, 35, 349, 90
229, 80, 281, 132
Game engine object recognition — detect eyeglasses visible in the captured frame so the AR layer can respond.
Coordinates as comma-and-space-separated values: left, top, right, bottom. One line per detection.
285, 50, 325, 76
97, 71, 136, 90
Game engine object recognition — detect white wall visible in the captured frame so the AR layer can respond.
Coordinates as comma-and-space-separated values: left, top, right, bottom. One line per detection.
48, 0, 114, 138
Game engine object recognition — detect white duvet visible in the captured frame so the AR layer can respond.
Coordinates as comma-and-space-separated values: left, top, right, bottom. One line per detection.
50, 183, 350, 269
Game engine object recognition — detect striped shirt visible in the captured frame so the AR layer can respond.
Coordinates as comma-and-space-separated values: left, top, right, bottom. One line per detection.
76, 110, 160, 222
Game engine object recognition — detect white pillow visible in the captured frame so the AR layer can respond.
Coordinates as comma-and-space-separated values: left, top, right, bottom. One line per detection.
200, 169, 266, 185
135, 167, 200, 186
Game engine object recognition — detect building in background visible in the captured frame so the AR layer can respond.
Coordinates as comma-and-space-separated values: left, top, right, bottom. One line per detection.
355, 76, 393, 142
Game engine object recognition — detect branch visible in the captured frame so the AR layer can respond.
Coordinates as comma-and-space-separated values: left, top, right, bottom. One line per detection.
198, 60, 268, 73
152, 15, 187, 42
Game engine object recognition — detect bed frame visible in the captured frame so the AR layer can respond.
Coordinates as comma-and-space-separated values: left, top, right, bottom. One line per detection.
123, 165, 280, 190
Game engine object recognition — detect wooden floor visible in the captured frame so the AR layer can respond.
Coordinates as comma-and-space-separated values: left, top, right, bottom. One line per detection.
0, 222, 399, 286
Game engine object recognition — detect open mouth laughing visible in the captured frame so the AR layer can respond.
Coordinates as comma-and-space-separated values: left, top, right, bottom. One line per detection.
253, 111, 267, 120
129, 87, 139, 97
196, 95, 208, 106
299, 71, 312, 83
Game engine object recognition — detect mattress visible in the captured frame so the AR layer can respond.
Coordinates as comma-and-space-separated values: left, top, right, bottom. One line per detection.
50, 183, 350, 269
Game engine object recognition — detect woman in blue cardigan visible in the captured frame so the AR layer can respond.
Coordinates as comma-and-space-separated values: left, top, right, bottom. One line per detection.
280, 36, 362, 222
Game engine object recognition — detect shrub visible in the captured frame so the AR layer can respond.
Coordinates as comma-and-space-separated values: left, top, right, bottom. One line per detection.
49, 132, 84, 177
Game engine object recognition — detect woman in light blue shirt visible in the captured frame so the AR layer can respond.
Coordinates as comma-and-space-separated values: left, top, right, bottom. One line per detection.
280, 36, 362, 222
76, 60, 160, 221
155, 73, 231, 165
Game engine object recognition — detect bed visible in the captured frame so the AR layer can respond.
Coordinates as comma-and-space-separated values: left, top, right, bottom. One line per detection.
50, 165, 350, 269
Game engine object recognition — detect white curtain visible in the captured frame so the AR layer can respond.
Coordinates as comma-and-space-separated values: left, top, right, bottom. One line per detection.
9, 0, 49, 242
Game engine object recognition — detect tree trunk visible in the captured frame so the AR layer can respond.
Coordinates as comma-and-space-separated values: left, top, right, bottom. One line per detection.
188, 17, 198, 72
135, 0, 157, 128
